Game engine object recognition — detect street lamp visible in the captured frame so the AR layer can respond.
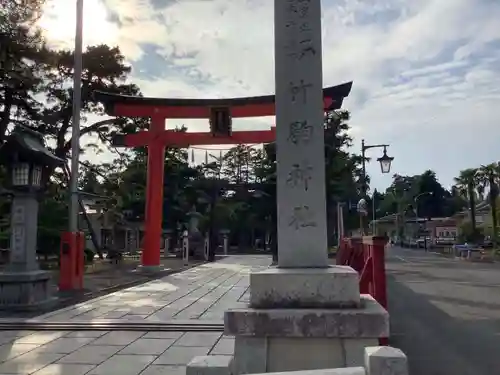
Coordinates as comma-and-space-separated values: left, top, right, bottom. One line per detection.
0, 126, 64, 310
361, 139, 394, 194
414, 192, 433, 219
377, 146, 394, 174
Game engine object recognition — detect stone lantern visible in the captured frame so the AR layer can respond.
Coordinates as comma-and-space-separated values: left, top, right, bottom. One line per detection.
0, 126, 64, 310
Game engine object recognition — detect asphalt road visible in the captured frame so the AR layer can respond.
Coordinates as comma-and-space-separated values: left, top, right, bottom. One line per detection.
386, 246, 500, 375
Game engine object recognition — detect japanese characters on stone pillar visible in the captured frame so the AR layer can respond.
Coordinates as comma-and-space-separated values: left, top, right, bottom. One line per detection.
9, 197, 39, 272
275, 0, 329, 268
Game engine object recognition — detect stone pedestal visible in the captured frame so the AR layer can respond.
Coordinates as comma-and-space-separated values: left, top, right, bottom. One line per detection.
0, 270, 56, 311
225, 267, 388, 373
0, 194, 57, 311
186, 266, 391, 374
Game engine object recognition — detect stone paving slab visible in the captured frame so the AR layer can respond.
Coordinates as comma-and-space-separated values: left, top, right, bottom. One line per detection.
0, 256, 270, 374
38, 255, 270, 324
0, 329, 234, 374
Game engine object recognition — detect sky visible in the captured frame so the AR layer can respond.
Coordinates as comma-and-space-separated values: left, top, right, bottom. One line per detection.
37, 0, 500, 192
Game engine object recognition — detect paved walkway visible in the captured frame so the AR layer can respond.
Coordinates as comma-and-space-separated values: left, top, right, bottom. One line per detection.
7, 250, 498, 375
40, 255, 270, 323
0, 255, 270, 375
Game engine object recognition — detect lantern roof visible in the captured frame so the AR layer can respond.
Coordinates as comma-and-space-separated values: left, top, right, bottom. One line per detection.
0, 126, 64, 167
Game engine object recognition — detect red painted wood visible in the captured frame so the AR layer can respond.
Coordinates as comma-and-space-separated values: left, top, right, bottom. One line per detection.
141, 117, 166, 268
59, 231, 84, 291
124, 128, 276, 148
112, 98, 334, 118
337, 236, 389, 345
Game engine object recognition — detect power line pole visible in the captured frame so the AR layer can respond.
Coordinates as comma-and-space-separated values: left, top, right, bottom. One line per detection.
68, 0, 84, 233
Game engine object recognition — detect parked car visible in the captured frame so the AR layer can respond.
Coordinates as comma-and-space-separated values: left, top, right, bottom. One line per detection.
416, 237, 431, 248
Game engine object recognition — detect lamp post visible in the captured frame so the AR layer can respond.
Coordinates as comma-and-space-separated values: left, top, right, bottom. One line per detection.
414, 191, 433, 219
414, 191, 433, 250
359, 140, 393, 235
361, 139, 394, 195
0, 126, 64, 310
67, 0, 84, 267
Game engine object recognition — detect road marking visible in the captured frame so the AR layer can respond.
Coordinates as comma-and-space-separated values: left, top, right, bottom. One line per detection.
395, 256, 409, 263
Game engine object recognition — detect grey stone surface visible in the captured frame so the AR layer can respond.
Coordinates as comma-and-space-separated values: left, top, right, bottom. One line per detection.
186, 355, 232, 375
225, 295, 389, 338
233, 336, 267, 374
364, 346, 408, 375
142, 365, 185, 375
274, 0, 328, 268
0, 351, 65, 374
65, 331, 108, 338
0, 196, 57, 310
0, 342, 41, 362
91, 331, 145, 346
0, 270, 55, 311
118, 338, 177, 355
32, 363, 96, 375
250, 267, 360, 308
267, 337, 345, 372
343, 339, 379, 367
15, 331, 67, 344
175, 332, 222, 347
37, 255, 270, 323
57, 344, 123, 364
250, 368, 365, 375
34, 337, 96, 354
210, 338, 234, 355
6, 195, 40, 272
154, 346, 211, 365
87, 354, 156, 375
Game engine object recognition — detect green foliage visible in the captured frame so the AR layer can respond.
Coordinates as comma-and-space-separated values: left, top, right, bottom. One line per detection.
458, 220, 484, 243
84, 248, 95, 264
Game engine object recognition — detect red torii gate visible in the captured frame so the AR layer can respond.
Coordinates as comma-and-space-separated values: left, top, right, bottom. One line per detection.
94, 82, 352, 269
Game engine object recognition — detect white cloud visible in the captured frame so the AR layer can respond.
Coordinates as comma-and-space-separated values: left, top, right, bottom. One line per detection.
39, 0, 500, 190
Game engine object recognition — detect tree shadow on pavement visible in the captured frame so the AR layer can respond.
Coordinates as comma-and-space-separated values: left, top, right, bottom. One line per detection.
388, 276, 500, 375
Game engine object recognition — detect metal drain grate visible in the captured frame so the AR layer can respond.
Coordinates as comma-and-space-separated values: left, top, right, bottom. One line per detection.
0, 319, 224, 332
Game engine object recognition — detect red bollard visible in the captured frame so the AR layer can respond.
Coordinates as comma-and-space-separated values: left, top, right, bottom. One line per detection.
75, 232, 85, 290
370, 236, 388, 310
59, 231, 84, 291
362, 235, 389, 346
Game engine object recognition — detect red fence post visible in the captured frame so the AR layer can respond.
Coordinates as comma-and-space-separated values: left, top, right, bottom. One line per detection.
59, 231, 85, 291
362, 236, 388, 309
363, 235, 389, 346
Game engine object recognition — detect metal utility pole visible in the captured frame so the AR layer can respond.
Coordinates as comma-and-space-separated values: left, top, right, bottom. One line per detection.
68, 0, 84, 233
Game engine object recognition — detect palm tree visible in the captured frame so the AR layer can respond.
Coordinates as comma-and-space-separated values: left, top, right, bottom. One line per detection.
477, 163, 500, 247
454, 168, 479, 240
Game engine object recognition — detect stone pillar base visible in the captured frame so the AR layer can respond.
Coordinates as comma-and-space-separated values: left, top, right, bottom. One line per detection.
225, 295, 387, 372
0, 270, 57, 311
224, 266, 388, 373
186, 346, 408, 375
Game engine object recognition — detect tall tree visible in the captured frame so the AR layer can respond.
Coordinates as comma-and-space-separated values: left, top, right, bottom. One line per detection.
0, 0, 49, 140
324, 110, 366, 238
477, 163, 500, 245
454, 168, 479, 239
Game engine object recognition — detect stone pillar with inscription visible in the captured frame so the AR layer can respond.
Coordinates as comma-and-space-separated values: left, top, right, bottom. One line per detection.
0, 127, 60, 311
186, 1, 390, 374
0, 192, 56, 311
274, 0, 328, 269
